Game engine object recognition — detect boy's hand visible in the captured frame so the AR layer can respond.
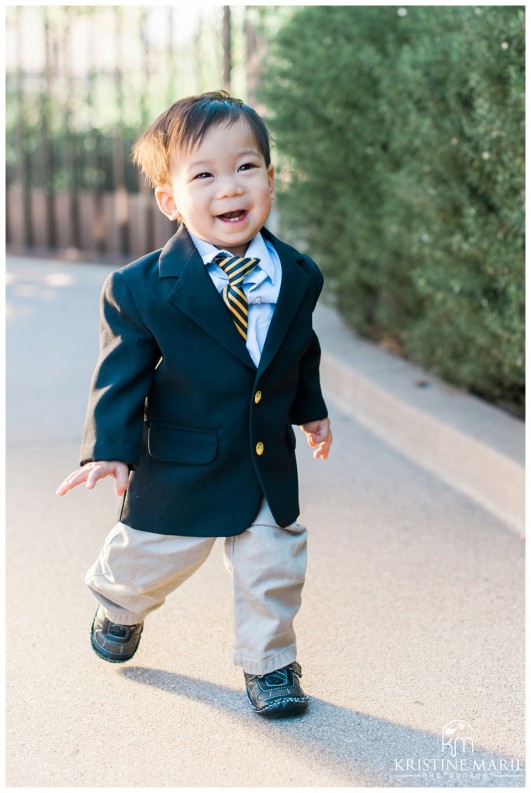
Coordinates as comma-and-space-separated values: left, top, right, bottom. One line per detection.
299, 417, 332, 460
56, 461, 130, 497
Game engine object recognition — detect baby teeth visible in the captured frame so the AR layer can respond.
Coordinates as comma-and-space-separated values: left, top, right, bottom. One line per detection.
220, 210, 245, 220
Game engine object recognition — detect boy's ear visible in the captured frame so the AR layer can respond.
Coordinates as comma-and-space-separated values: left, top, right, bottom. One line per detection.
155, 185, 180, 221
268, 164, 276, 200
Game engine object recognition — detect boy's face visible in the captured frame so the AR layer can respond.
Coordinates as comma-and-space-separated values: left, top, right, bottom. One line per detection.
156, 118, 275, 258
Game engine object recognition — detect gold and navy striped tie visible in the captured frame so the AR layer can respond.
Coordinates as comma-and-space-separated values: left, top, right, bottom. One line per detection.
213, 253, 260, 340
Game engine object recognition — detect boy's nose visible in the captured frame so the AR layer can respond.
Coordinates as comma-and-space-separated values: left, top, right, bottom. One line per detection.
216, 176, 244, 199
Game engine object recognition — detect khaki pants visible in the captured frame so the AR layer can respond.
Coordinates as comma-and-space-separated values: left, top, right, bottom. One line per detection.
85, 500, 307, 675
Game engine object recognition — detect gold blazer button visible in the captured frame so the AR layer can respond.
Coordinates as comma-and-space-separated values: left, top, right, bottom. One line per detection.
255, 442, 265, 456
254, 390, 262, 404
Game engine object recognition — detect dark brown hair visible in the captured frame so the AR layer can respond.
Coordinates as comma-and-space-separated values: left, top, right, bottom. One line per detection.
131, 90, 271, 187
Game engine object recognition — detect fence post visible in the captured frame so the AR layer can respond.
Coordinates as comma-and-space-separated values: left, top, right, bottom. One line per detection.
14, 6, 32, 247
223, 6, 232, 94
42, 8, 56, 249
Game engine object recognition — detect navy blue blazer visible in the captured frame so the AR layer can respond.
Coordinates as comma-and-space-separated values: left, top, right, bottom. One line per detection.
80, 225, 328, 536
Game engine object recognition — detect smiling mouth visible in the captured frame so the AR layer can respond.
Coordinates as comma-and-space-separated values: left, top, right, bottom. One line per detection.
217, 210, 247, 223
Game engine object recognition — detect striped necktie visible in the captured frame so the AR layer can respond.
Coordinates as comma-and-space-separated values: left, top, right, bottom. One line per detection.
213, 253, 260, 340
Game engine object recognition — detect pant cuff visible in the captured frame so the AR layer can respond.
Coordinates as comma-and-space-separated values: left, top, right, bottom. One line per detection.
89, 589, 146, 625
99, 606, 145, 626
236, 646, 297, 676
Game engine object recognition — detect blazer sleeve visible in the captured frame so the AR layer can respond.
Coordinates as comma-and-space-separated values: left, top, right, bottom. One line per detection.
79, 270, 161, 468
288, 257, 329, 426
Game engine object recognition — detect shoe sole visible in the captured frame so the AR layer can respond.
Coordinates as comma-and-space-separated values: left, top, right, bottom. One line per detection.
248, 694, 309, 719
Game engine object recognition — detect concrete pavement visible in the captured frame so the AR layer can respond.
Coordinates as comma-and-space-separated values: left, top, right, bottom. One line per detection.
6, 256, 525, 787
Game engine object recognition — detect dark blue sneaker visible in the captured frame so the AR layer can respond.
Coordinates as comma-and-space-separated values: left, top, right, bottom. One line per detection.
244, 662, 309, 718
90, 606, 143, 663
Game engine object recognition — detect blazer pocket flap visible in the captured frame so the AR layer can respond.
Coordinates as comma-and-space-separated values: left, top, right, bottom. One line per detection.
148, 424, 218, 464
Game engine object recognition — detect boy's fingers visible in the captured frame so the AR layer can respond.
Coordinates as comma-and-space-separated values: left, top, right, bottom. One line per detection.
313, 434, 332, 460
307, 430, 328, 446
86, 465, 107, 489
114, 466, 129, 497
59, 469, 84, 486
56, 480, 75, 495
56, 462, 128, 496
56, 468, 89, 495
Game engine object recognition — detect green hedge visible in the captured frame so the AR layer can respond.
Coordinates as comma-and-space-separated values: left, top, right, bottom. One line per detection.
260, 6, 524, 411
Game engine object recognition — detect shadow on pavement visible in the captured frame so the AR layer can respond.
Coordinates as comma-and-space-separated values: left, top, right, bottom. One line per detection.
120, 665, 525, 788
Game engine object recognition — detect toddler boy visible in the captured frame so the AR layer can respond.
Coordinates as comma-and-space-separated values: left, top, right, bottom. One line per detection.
57, 91, 332, 718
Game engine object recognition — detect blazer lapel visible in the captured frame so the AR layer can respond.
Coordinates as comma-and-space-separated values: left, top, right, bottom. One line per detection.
160, 226, 256, 370
257, 229, 311, 376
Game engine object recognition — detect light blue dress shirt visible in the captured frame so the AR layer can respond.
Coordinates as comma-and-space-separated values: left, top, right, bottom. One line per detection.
189, 232, 282, 366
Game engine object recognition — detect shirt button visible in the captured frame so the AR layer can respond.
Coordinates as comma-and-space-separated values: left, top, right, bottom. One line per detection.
256, 442, 265, 456
254, 390, 262, 404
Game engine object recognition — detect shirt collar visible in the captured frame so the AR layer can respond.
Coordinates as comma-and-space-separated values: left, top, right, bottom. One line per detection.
188, 231, 277, 283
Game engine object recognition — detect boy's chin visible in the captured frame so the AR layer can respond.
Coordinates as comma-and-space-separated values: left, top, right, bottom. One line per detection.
213, 231, 259, 256
220, 241, 254, 258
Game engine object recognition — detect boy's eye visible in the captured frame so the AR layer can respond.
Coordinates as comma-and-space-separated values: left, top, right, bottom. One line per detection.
238, 162, 257, 172
194, 172, 212, 180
